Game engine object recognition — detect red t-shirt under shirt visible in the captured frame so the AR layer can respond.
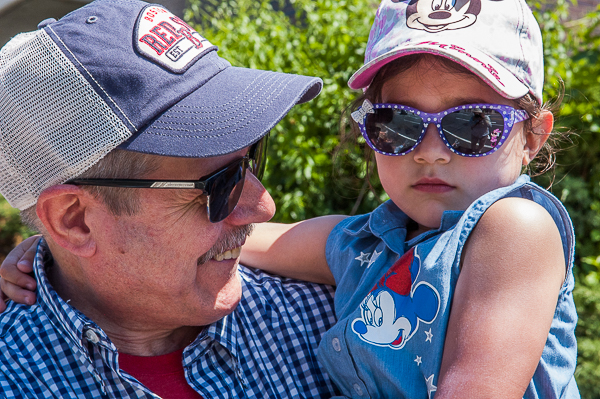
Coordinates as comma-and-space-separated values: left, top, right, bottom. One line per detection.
119, 348, 203, 399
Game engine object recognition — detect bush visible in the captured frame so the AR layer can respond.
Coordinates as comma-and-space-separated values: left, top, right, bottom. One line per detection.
531, 2, 600, 396
186, 0, 383, 222
574, 258, 600, 398
0, 195, 34, 262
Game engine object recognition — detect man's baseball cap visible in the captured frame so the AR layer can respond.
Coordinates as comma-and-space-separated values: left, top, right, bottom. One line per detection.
0, 0, 322, 211
348, 0, 543, 104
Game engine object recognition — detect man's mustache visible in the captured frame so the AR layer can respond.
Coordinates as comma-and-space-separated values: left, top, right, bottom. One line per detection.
196, 224, 255, 265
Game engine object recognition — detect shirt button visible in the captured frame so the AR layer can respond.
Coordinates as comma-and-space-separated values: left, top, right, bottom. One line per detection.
353, 383, 363, 396
85, 330, 100, 344
332, 338, 341, 352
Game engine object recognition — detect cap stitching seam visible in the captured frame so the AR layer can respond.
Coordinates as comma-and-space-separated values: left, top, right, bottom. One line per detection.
158, 73, 283, 121
150, 76, 288, 132
46, 26, 137, 131
143, 76, 294, 139
170, 71, 273, 112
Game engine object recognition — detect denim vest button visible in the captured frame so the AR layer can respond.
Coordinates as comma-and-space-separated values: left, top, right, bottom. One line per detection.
332, 337, 341, 352
353, 383, 363, 396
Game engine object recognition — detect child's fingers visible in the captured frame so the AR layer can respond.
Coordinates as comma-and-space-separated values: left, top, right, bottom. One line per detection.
0, 235, 40, 290
0, 278, 36, 306
0, 235, 40, 308
0, 256, 37, 290
1, 235, 39, 275
15, 236, 40, 274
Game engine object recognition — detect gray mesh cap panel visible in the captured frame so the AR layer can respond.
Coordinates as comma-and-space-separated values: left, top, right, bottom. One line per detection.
0, 30, 131, 210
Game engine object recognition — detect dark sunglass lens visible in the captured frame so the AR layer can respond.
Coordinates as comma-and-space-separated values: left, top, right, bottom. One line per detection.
441, 108, 505, 155
249, 136, 267, 180
365, 108, 423, 154
208, 162, 246, 222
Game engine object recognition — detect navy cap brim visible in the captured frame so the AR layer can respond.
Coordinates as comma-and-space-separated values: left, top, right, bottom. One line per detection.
119, 66, 322, 157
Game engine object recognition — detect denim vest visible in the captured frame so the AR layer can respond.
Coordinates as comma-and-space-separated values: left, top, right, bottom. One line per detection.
318, 175, 579, 399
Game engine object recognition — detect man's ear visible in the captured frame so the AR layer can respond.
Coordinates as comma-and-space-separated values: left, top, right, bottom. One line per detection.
522, 109, 554, 166
36, 185, 97, 257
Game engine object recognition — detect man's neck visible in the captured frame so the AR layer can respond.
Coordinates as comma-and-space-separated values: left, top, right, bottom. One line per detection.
44, 246, 203, 356
101, 325, 203, 356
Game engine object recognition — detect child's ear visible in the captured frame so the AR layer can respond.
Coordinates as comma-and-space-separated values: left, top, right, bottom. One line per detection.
36, 185, 97, 258
522, 109, 554, 166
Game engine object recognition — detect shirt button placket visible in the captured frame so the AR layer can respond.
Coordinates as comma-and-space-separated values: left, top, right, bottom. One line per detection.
85, 330, 100, 344
236, 366, 249, 390
92, 371, 106, 394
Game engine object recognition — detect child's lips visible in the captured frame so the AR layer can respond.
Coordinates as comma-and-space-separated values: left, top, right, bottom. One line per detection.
412, 178, 454, 193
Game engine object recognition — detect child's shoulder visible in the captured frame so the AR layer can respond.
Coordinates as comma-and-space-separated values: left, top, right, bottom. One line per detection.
482, 196, 561, 238
466, 196, 566, 284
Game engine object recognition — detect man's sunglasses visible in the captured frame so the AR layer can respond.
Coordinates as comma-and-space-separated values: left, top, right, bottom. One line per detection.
68, 135, 268, 223
351, 100, 529, 157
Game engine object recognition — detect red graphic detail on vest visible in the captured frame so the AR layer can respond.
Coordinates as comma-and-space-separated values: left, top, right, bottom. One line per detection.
376, 249, 414, 296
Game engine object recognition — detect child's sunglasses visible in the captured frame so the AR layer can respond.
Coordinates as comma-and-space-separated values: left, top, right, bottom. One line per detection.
351, 100, 529, 157
68, 135, 268, 223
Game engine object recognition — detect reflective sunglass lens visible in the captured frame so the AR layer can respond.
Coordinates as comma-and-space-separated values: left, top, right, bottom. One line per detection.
208, 162, 246, 223
250, 136, 267, 180
365, 109, 423, 154
440, 109, 505, 155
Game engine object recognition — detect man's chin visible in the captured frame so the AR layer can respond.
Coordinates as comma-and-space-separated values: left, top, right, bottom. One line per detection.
211, 269, 243, 319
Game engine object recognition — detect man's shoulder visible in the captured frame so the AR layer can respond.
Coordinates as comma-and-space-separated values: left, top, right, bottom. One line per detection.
0, 302, 56, 394
0, 301, 109, 398
238, 265, 335, 303
0, 301, 66, 362
0, 301, 42, 338
212, 267, 339, 398
236, 265, 336, 326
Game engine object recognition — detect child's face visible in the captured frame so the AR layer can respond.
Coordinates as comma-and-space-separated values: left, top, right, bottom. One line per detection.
376, 62, 530, 235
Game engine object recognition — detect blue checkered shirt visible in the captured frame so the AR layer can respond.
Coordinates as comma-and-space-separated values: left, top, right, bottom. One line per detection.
0, 244, 339, 398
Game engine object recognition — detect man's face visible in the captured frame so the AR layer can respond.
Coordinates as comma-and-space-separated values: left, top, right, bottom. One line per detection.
84, 148, 275, 330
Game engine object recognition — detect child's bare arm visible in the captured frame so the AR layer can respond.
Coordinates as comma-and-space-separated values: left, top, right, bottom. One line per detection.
0, 235, 40, 311
241, 215, 347, 285
436, 198, 565, 398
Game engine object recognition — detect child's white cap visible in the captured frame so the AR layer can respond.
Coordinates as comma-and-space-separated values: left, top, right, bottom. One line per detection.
349, 0, 544, 104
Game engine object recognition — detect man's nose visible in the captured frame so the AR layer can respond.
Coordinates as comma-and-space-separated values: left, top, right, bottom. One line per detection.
224, 172, 276, 225
412, 123, 452, 164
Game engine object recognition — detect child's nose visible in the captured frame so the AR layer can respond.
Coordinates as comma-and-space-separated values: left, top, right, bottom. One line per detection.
412, 123, 452, 164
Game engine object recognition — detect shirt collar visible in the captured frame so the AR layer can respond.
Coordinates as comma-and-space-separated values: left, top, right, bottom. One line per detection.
206, 311, 239, 358
182, 276, 240, 364
363, 200, 464, 245
33, 240, 116, 352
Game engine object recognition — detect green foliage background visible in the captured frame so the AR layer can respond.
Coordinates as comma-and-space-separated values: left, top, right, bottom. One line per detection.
1, 0, 600, 395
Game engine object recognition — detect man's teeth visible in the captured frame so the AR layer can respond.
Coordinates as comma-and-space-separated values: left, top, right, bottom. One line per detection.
213, 246, 242, 262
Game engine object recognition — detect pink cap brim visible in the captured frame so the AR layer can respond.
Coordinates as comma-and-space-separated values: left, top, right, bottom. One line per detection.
349, 41, 531, 101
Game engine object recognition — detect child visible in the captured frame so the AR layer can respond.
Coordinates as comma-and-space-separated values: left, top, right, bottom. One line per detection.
0, 0, 580, 397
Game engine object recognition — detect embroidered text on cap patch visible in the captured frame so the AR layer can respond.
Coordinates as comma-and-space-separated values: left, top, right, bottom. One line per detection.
135, 5, 214, 73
